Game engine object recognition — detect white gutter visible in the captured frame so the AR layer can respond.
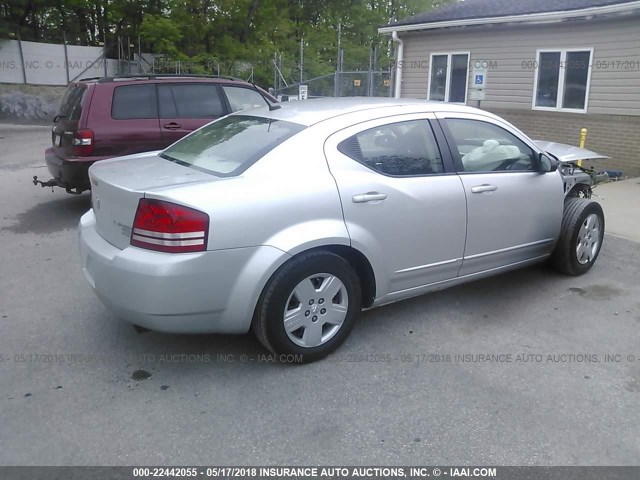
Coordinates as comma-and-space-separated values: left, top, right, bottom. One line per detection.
391, 31, 403, 99
379, 1, 640, 33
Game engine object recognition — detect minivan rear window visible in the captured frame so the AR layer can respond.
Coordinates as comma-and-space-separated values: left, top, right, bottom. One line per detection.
160, 115, 305, 177
57, 84, 86, 121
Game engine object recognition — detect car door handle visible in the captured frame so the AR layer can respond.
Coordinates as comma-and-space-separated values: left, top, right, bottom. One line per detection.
471, 184, 498, 193
352, 192, 387, 203
163, 123, 182, 130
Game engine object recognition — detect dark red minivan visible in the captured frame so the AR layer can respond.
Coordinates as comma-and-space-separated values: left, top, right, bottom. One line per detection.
40, 75, 277, 193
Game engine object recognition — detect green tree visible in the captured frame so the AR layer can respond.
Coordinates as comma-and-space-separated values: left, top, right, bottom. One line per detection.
140, 13, 182, 55
1, 0, 452, 88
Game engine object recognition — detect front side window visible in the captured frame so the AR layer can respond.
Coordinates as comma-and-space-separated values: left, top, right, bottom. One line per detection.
158, 84, 225, 118
445, 118, 536, 172
338, 120, 445, 176
428, 53, 469, 103
223, 86, 269, 112
160, 115, 305, 176
533, 49, 592, 112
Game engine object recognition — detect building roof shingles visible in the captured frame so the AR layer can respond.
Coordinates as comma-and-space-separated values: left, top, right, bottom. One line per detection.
386, 0, 638, 28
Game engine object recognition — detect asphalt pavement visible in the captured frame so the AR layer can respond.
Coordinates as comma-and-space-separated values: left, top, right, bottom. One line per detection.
0, 124, 639, 466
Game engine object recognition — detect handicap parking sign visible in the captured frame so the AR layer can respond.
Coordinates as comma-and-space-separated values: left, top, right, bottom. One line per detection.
472, 65, 487, 90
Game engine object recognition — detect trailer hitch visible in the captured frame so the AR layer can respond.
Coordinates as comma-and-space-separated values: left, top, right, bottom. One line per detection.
32, 176, 83, 194
32, 175, 58, 192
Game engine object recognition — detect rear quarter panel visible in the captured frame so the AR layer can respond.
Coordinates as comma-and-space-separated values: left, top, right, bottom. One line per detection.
145, 127, 350, 254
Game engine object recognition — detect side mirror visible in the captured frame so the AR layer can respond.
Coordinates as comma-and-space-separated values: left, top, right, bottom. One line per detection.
539, 153, 558, 173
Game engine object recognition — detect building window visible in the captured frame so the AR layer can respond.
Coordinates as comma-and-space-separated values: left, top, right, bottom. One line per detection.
533, 49, 593, 112
428, 52, 469, 103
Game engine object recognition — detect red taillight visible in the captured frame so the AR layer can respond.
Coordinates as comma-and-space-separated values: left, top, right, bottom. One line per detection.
130, 199, 209, 253
72, 129, 94, 156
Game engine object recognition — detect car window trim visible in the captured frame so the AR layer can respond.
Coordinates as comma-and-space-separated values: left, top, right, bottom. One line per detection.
156, 83, 176, 119
110, 83, 159, 120
428, 118, 457, 174
220, 85, 271, 112
435, 115, 542, 174
218, 84, 233, 114
334, 118, 457, 179
156, 82, 227, 119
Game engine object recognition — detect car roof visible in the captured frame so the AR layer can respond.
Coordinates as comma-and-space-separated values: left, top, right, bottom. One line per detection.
242, 97, 487, 126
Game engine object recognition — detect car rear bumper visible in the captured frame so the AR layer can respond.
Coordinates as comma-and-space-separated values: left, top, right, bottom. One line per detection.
45, 148, 112, 191
79, 210, 289, 334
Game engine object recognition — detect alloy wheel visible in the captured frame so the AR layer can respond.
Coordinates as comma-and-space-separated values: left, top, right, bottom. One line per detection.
576, 213, 601, 265
283, 274, 349, 348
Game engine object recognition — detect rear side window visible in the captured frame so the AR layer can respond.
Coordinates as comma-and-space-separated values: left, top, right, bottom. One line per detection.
160, 115, 305, 177
158, 84, 224, 118
338, 119, 445, 176
111, 85, 158, 119
57, 85, 86, 121
222, 86, 268, 112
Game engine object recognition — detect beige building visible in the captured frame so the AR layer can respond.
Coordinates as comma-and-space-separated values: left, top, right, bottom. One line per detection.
380, 0, 640, 177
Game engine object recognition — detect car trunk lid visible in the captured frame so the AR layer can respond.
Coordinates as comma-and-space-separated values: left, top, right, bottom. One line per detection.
88, 152, 215, 249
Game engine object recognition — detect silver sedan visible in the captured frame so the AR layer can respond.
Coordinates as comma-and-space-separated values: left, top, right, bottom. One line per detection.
79, 98, 605, 362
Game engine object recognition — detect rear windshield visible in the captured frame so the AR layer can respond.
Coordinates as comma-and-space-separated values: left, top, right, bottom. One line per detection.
57, 84, 86, 121
160, 115, 305, 177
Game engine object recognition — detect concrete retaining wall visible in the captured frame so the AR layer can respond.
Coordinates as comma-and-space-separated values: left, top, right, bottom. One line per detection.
0, 84, 66, 123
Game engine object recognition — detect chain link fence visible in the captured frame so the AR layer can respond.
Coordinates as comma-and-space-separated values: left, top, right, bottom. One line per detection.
274, 70, 394, 99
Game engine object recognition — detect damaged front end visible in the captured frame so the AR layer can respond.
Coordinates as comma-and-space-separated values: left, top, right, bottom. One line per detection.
534, 141, 610, 199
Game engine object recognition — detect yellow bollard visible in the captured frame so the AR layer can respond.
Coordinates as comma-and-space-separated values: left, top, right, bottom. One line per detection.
578, 128, 587, 167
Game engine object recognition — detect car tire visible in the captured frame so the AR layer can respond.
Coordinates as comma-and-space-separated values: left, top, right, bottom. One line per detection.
252, 250, 361, 363
551, 198, 605, 276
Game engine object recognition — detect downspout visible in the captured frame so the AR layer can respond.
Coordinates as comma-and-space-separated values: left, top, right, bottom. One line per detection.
391, 31, 404, 98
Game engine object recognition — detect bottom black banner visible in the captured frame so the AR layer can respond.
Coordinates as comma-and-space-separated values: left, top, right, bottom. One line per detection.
0, 466, 638, 480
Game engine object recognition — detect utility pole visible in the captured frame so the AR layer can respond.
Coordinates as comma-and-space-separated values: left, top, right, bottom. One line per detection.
273, 52, 277, 90
63, 31, 70, 85
336, 22, 342, 97
300, 36, 304, 83
337, 22, 342, 71
138, 35, 142, 74
368, 46, 373, 97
